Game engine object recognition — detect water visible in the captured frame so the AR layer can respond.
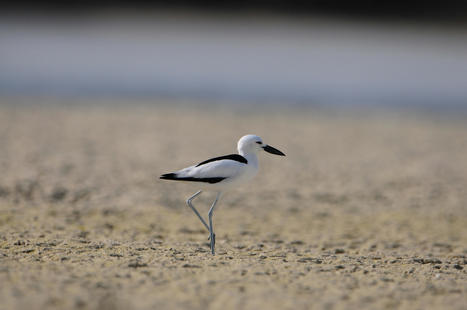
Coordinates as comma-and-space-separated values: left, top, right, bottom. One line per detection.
1, 14, 467, 106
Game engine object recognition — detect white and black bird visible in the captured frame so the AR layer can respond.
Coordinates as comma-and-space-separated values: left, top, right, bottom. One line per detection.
160, 134, 285, 255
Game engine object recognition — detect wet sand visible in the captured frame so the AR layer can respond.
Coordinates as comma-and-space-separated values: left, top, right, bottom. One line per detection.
0, 100, 466, 309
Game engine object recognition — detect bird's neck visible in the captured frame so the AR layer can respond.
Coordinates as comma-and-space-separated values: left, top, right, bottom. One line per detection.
240, 151, 258, 168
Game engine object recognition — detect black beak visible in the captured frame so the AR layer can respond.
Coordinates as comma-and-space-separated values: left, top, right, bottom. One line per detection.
263, 145, 286, 156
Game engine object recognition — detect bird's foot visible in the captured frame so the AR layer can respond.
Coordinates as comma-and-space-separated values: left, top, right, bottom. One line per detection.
210, 233, 216, 255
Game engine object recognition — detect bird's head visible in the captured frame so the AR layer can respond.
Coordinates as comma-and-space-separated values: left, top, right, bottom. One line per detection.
237, 134, 285, 156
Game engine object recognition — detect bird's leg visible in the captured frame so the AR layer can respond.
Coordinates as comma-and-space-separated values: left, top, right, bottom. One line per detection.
208, 192, 222, 255
186, 190, 210, 232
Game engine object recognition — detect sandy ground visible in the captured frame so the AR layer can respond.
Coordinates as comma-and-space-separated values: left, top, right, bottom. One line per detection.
0, 99, 466, 310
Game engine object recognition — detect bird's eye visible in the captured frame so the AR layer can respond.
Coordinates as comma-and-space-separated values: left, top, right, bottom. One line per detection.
256, 141, 262, 144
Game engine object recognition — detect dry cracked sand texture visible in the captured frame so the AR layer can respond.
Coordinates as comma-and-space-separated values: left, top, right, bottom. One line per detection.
0, 99, 466, 310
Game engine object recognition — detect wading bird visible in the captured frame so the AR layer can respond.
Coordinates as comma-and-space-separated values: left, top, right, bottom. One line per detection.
160, 134, 285, 254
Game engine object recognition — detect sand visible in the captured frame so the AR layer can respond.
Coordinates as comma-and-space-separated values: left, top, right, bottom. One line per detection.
0, 99, 466, 310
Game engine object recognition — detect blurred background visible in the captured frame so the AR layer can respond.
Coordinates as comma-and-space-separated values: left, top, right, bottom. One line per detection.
1, 1, 467, 110
2, 3, 467, 310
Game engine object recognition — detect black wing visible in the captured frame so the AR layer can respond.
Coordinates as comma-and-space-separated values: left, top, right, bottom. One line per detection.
195, 154, 247, 167
160, 173, 226, 184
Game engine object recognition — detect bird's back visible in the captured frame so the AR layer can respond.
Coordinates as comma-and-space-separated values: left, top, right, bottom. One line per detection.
161, 153, 255, 190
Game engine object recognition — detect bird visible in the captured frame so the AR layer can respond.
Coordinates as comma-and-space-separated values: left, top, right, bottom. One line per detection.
160, 134, 285, 255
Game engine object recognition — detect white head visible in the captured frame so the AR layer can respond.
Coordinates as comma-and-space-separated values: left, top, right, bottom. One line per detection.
237, 134, 285, 157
